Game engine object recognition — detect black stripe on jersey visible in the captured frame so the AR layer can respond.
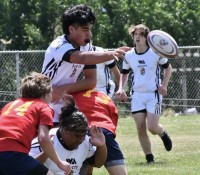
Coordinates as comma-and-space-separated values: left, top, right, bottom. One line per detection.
121, 69, 131, 74
83, 65, 96, 69
107, 61, 116, 68
62, 49, 78, 62
42, 58, 62, 80
155, 65, 160, 90
124, 58, 129, 64
160, 61, 169, 69
104, 65, 111, 94
31, 142, 42, 152
56, 41, 68, 50
155, 90, 161, 114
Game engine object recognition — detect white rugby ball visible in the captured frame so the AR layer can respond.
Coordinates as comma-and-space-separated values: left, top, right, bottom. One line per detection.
147, 30, 179, 58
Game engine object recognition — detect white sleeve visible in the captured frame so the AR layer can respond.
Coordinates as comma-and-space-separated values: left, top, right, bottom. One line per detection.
122, 57, 131, 70
105, 59, 115, 65
29, 137, 42, 158
85, 136, 97, 158
54, 44, 74, 62
158, 57, 169, 65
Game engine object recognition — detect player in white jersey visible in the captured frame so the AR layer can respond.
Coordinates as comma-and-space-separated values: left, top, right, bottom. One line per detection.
81, 43, 121, 98
42, 4, 126, 124
29, 95, 107, 175
115, 24, 173, 164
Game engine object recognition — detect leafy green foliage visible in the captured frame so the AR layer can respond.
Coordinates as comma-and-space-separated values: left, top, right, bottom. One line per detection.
0, 0, 200, 50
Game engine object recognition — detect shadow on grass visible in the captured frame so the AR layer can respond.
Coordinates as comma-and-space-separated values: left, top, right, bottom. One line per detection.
135, 161, 166, 166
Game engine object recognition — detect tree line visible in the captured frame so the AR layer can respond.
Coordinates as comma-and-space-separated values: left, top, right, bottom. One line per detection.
0, 0, 200, 50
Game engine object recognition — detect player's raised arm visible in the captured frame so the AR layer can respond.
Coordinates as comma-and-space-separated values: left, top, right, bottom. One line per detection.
89, 125, 107, 167
69, 49, 126, 65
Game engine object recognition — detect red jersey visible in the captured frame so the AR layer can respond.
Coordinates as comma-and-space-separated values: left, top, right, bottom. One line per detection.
71, 90, 118, 136
0, 98, 54, 153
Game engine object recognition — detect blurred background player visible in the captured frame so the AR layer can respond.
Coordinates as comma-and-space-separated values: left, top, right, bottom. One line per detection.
115, 24, 172, 164
0, 72, 71, 175
42, 4, 126, 125
30, 95, 107, 175
71, 89, 127, 175
81, 43, 121, 99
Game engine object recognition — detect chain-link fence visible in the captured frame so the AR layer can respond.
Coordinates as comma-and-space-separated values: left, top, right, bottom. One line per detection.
0, 47, 200, 116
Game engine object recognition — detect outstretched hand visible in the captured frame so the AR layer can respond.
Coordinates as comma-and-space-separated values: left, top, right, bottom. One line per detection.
111, 46, 131, 61
89, 125, 105, 147
118, 46, 132, 52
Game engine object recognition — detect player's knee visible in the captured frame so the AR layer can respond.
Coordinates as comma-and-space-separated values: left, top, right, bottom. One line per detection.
148, 126, 157, 135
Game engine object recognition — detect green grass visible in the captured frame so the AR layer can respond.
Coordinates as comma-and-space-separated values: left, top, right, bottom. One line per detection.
93, 115, 200, 175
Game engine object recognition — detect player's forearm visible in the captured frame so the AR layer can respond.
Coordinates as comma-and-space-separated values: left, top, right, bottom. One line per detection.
38, 125, 61, 166
39, 138, 61, 166
71, 50, 124, 65
111, 66, 120, 86
34, 151, 48, 164
59, 79, 96, 94
93, 144, 107, 168
118, 74, 129, 91
162, 64, 172, 87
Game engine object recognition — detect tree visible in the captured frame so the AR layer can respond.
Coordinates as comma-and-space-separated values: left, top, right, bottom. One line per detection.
0, 0, 200, 50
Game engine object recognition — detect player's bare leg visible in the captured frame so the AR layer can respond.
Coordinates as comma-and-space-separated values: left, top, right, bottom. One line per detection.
133, 113, 154, 163
147, 112, 172, 151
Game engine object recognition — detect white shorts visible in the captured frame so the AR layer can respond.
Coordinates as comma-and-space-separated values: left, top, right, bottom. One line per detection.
131, 91, 162, 115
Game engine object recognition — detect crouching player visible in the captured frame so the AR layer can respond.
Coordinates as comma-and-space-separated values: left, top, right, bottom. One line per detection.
29, 95, 107, 175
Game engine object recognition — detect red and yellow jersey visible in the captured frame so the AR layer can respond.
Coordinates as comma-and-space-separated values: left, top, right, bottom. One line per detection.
71, 90, 118, 136
0, 98, 54, 153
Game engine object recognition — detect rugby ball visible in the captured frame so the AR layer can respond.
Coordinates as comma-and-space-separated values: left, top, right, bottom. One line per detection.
147, 30, 179, 58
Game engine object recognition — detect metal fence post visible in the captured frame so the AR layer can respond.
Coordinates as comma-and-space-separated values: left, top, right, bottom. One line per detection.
16, 52, 20, 98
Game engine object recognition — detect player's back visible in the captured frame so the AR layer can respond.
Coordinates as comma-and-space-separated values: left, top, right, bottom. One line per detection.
72, 90, 118, 135
0, 98, 53, 153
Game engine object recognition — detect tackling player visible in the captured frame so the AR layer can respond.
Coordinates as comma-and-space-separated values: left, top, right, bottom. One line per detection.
0, 72, 71, 175
29, 95, 107, 175
71, 89, 127, 175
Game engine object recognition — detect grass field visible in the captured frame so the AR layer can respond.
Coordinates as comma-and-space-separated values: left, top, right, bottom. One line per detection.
93, 114, 200, 175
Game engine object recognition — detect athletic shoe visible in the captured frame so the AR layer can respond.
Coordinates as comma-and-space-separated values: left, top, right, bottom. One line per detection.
146, 154, 154, 164
161, 131, 172, 151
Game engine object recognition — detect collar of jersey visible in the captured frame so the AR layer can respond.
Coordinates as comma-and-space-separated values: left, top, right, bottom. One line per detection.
56, 129, 74, 151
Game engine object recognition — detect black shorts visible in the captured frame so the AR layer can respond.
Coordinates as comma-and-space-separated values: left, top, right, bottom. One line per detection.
102, 128, 125, 167
0, 151, 48, 175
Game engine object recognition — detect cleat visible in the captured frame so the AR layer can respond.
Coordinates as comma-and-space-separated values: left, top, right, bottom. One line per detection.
146, 154, 154, 164
161, 132, 172, 151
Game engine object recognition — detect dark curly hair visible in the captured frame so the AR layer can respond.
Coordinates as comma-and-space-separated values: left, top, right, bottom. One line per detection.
61, 4, 96, 35
59, 95, 88, 133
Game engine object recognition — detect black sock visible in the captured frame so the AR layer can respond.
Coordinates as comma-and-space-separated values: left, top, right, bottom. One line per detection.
146, 154, 154, 162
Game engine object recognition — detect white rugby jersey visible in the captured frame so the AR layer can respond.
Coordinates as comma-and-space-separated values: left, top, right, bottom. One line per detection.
42, 35, 96, 122
42, 35, 84, 86
122, 47, 168, 92
30, 128, 96, 175
81, 44, 116, 97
